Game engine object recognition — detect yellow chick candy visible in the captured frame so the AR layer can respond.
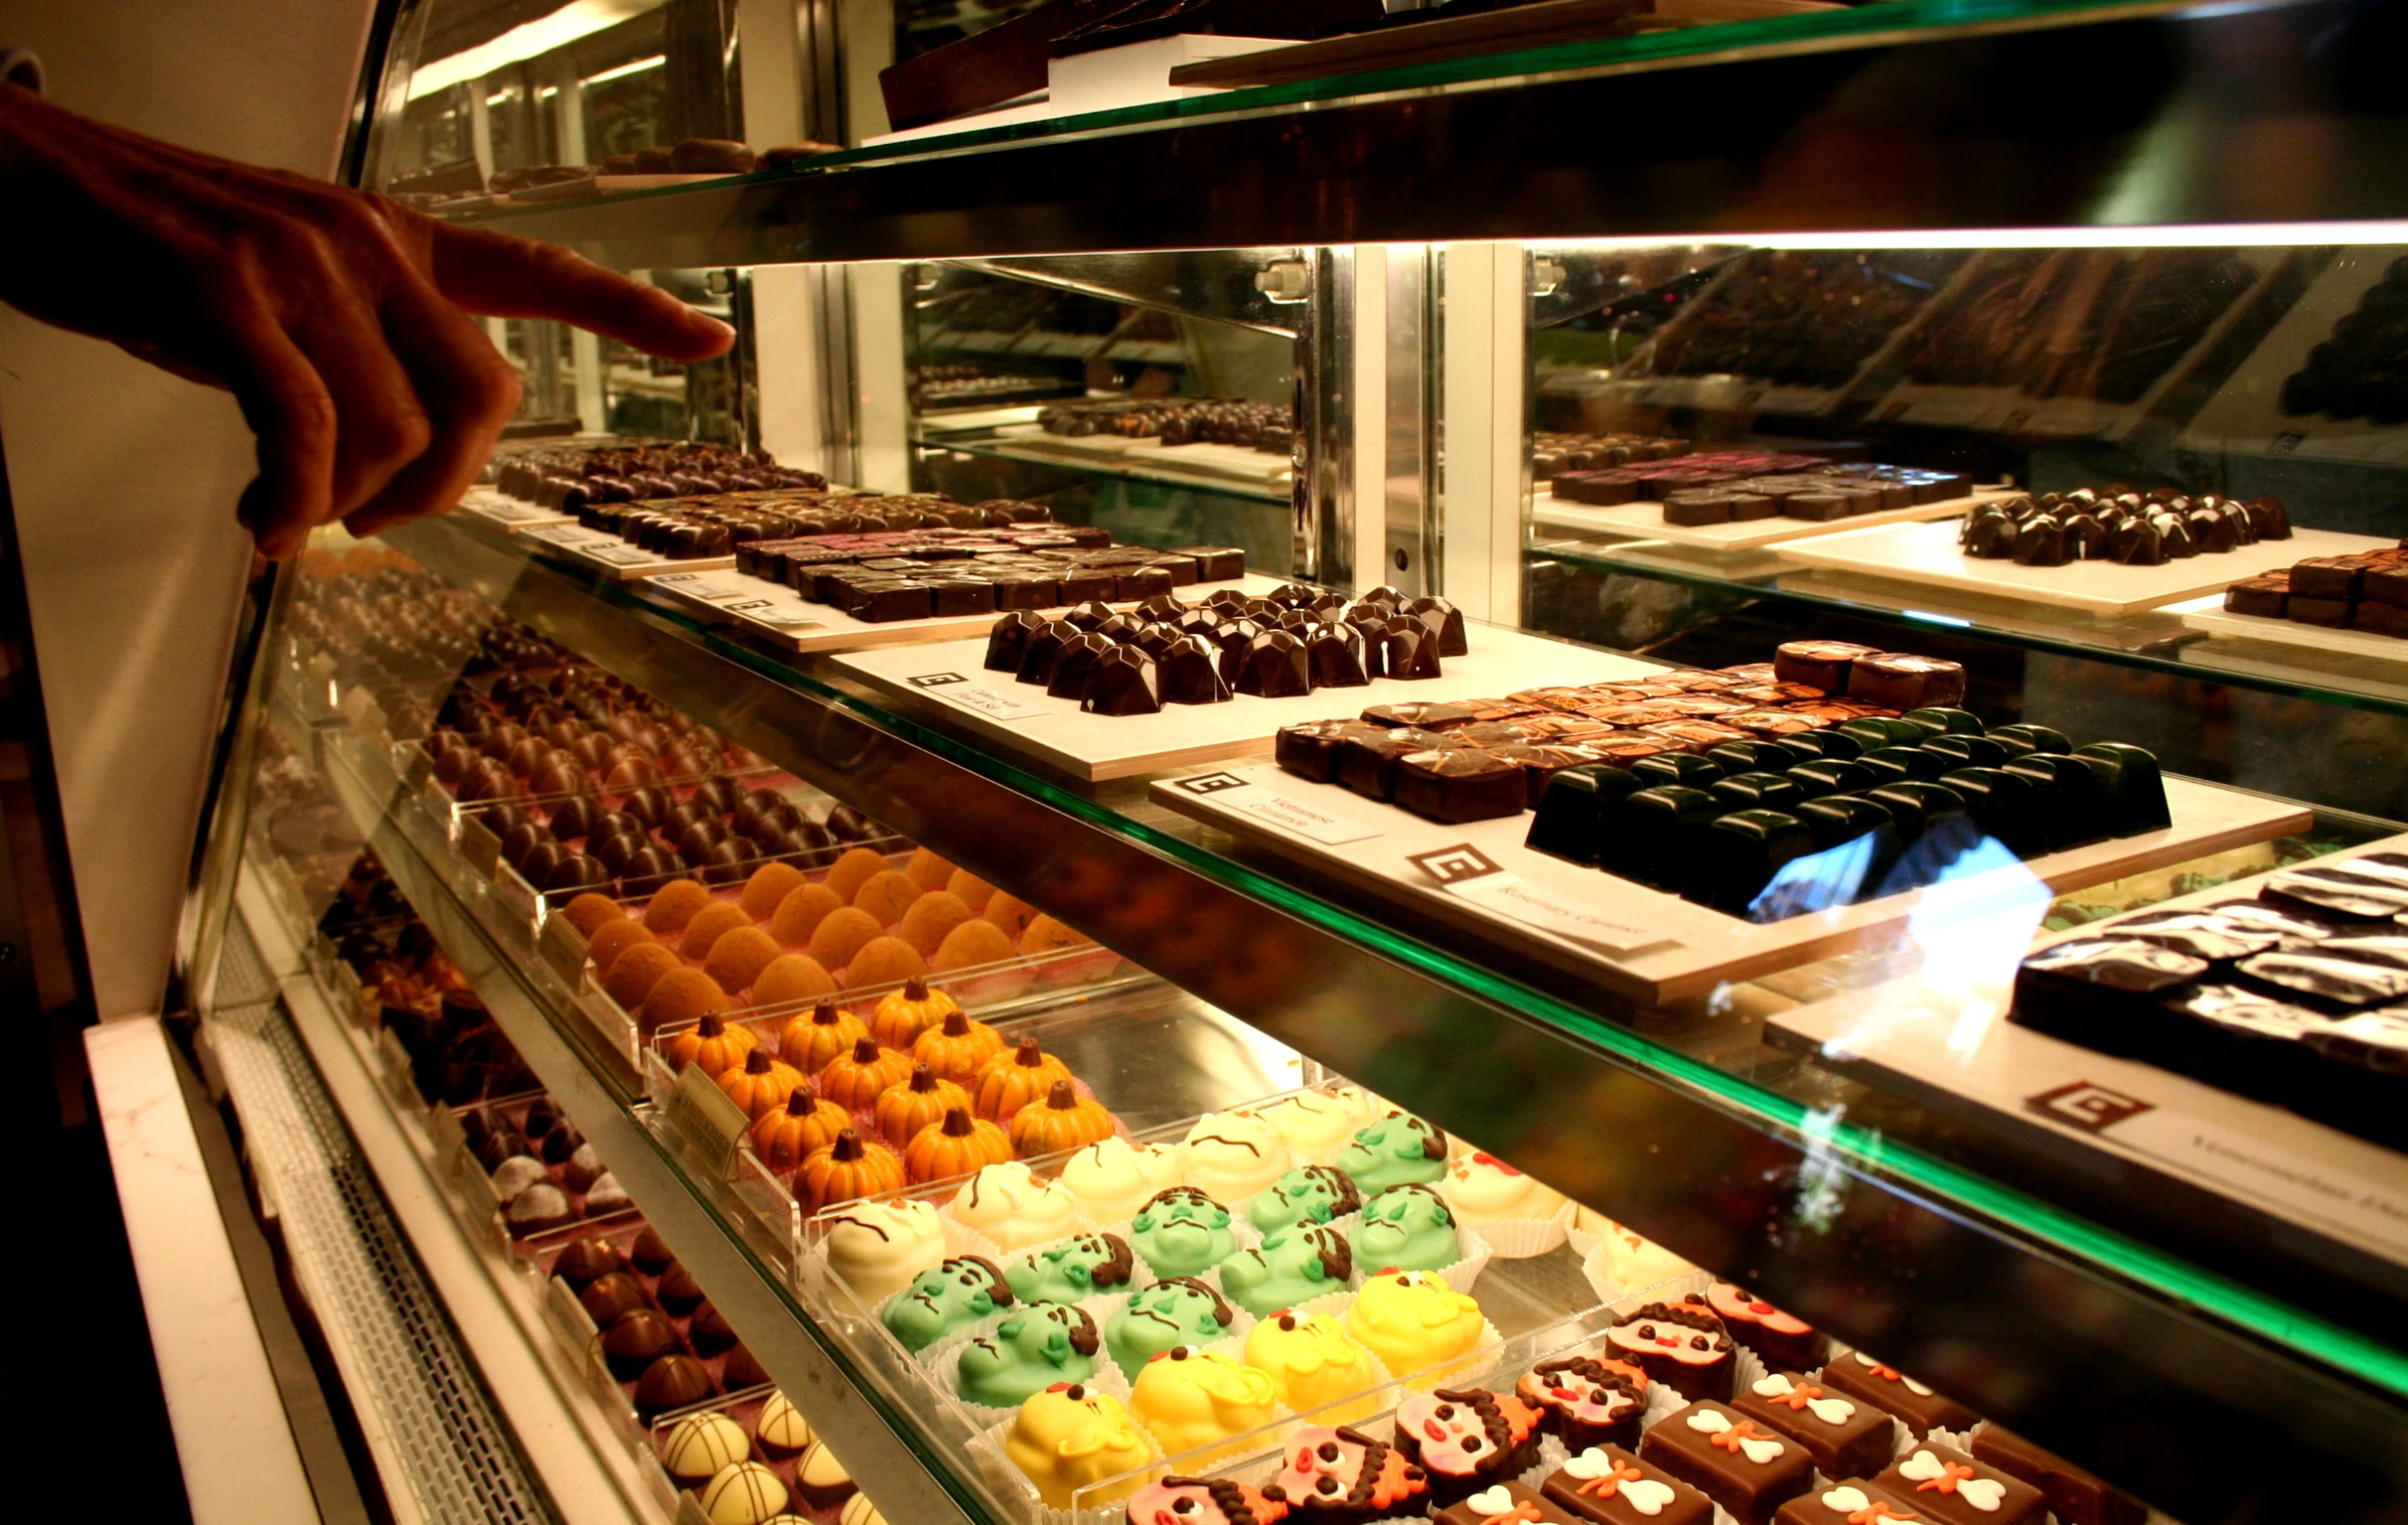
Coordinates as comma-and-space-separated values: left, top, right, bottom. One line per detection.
1003, 1382, 1156, 1509
1240, 1309, 1381, 1424
1343, 1268, 1485, 1389
1128, 1346, 1278, 1468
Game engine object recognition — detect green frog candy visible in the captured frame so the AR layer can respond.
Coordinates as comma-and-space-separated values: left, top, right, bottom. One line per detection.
1103, 1275, 1237, 1379
1333, 1112, 1449, 1193
1218, 1221, 1354, 1318
1129, 1186, 1238, 1279
1004, 1231, 1136, 1305
880, 1254, 1013, 1353
955, 1301, 1100, 1408
1348, 1182, 1461, 1273
1244, 1164, 1362, 1233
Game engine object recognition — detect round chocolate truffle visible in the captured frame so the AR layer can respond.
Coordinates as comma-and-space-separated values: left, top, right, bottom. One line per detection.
602, 1309, 679, 1382
581, 1271, 651, 1327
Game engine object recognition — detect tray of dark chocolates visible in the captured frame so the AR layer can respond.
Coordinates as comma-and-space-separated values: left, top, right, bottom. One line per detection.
1532, 451, 2005, 551
2008, 848, 2408, 1149
1778, 502, 2397, 618
531, 1217, 779, 1428
2182, 539, 2408, 661
1155, 644, 2310, 1004
837, 586, 1666, 781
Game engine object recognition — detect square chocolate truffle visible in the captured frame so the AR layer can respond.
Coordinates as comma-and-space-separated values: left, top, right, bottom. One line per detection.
1971, 1425, 2146, 1525
1815, 1350, 1979, 1437
1434, 1480, 1583, 1525
1638, 1401, 1814, 1525
1541, 1446, 1714, 1525
1872, 1442, 2045, 1525
1732, 1371, 1898, 1480
1774, 1481, 1928, 1525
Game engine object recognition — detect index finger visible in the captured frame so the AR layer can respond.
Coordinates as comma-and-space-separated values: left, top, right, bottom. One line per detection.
424, 220, 735, 362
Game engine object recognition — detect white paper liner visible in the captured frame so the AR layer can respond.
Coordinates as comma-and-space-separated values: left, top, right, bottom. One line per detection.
1453, 1196, 1576, 1259
1582, 1236, 1707, 1308
939, 1197, 1086, 1258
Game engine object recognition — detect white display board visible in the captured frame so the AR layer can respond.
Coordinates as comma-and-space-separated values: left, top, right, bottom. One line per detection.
1530, 487, 2012, 551
1777, 519, 2393, 617
836, 624, 1667, 781
1151, 762, 2309, 1004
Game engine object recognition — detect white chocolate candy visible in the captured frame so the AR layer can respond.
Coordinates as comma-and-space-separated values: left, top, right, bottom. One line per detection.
1592, 1216, 1697, 1294
757, 1390, 813, 1454
949, 1161, 1080, 1251
1250, 1091, 1361, 1166
1058, 1137, 1183, 1224
1438, 1150, 1566, 1223
838, 1498, 888, 1525
1180, 1110, 1290, 1201
823, 1199, 945, 1304
700, 1460, 789, 1525
660, 1410, 750, 1481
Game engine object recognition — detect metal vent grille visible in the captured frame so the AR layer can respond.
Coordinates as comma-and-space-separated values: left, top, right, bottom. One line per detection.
213, 910, 283, 1011
210, 999, 559, 1525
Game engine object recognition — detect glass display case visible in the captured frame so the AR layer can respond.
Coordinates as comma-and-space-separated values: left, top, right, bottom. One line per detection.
178, 0, 2408, 1523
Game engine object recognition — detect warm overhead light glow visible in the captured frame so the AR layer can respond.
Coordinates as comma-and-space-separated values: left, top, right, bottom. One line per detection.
1545, 223, 2408, 252
581, 54, 665, 87
405, 0, 660, 100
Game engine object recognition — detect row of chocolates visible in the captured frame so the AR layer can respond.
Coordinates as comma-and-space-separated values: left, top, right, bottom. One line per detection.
2222, 540, 2408, 635
1960, 486, 2292, 566
1038, 395, 1295, 452
488, 439, 827, 506
982, 585, 1470, 714
1550, 449, 1972, 521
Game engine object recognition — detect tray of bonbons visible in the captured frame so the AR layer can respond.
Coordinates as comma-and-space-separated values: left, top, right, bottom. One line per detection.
1038, 396, 1294, 453
2010, 848, 2408, 1149
316, 864, 542, 1106
983, 584, 1470, 717
487, 439, 829, 512
461, 1090, 641, 1239
1550, 450, 1972, 526
1529, 431, 1694, 483
283, 551, 503, 686
649, 1377, 887, 1525
560, 843, 1130, 1043
2221, 538, 2408, 636
975, 1225, 2133, 1525
578, 490, 1082, 566
524, 1212, 786, 1432
742, 531, 1250, 624
640, 966, 1162, 1228
1959, 485, 2291, 567
792, 1088, 1593, 1519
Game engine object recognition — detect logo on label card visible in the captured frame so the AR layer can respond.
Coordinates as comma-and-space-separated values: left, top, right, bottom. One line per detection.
1407, 844, 1503, 885
909, 672, 968, 688
2024, 1081, 2154, 1133
1177, 772, 1249, 795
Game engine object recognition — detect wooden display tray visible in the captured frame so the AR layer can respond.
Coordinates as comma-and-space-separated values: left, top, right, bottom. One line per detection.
1531, 486, 2014, 551
1766, 839, 2408, 1276
1149, 761, 2310, 1004
1776, 519, 2396, 617
835, 624, 1664, 781
2180, 604, 2408, 665
641, 567, 1286, 654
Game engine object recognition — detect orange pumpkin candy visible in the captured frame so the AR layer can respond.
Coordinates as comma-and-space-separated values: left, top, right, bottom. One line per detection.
798, 1129, 906, 1212
752, 1090, 853, 1171
911, 1008, 1005, 1085
905, 1107, 1013, 1184
819, 1036, 915, 1111
718, 1047, 805, 1121
874, 1063, 973, 1148
870, 978, 960, 1050
667, 1012, 756, 1078
1010, 1079, 1118, 1157
972, 1037, 1075, 1122
780, 1000, 869, 1074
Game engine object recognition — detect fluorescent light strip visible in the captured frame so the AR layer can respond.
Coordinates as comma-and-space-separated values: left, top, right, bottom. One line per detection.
581, 54, 664, 86
405, 0, 660, 101
1544, 222, 2408, 251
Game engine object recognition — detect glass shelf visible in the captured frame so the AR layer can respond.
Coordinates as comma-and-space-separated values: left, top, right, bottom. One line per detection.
352, 506, 2408, 1525
438, 0, 2408, 270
